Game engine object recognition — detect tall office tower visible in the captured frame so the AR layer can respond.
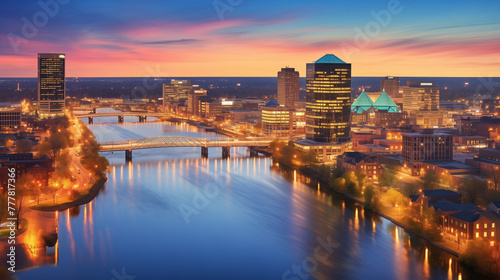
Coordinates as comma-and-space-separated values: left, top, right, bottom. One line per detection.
277, 67, 300, 108
305, 54, 351, 143
38, 53, 65, 118
381, 76, 401, 101
402, 81, 440, 112
163, 80, 193, 112
187, 86, 207, 115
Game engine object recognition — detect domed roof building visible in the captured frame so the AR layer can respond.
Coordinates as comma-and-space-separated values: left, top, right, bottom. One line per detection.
265, 100, 280, 107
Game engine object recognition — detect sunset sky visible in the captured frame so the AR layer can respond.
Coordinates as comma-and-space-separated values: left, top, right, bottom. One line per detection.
1, 0, 499, 77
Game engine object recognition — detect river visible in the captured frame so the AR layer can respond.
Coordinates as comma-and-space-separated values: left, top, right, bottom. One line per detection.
15, 111, 485, 280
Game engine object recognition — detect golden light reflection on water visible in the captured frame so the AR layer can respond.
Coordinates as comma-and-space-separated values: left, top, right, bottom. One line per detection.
66, 210, 76, 259
423, 247, 430, 278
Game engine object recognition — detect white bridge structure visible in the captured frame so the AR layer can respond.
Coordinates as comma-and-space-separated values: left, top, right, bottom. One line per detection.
98, 136, 272, 161
75, 112, 170, 123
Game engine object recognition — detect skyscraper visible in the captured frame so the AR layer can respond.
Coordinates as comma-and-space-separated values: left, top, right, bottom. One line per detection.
38, 53, 65, 118
381, 76, 401, 101
305, 54, 351, 143
277, 67, 299, 108
163, 80, 193, 113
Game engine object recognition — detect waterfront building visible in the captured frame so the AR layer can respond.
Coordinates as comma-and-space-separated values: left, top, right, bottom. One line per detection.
402, 129, 453, 175
337, 152, 382, 183
163, 80, 193, 113
277, 67, 300, 108
261, 101, 305, 137
187, 87, 207, 116
297, 54, 351, 164
38, 53, 65, 118
0, 153, 53, 193
305, 54, 351, 143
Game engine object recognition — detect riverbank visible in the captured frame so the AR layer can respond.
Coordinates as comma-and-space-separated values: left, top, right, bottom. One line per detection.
31, 177, 107, 212
298, 165, 462, 257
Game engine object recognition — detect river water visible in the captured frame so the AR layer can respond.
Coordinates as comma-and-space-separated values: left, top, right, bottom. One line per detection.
15, 112, 485, 280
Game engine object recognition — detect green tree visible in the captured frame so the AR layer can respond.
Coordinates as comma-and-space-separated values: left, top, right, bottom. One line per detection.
459, 239, 497, 275
380, 164, 398, 188
385, 188, 407, 207
420, 169, 440, 190
459, 177, 488, 204
364, 185, 382, 211
301, 150, 318, 167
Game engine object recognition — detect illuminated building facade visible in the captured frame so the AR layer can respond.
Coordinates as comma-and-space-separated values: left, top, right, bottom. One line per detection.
0, 107, 22, 131
262, 100, 291, 137
306, 54, 351, 143
163, 80, 193, 113
381, 76, 402, 104
38, 53, 65, 118
402, 129, 453, 175
277, 67, 300, 108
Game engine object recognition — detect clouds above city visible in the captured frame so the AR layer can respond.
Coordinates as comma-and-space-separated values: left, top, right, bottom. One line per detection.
1, 0, 499, 77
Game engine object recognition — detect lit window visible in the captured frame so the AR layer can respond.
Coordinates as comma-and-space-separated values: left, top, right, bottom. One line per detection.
484, 232, 488, 237
485, 223, 488, 229
476, 232, 479, 238
493, 232, 495, 237
493, 223, 496, 229
491, 241, 495, 246
476, 224, 479, 229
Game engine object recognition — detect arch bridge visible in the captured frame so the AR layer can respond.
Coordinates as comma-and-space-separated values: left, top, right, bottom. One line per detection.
98, 136, 272, 161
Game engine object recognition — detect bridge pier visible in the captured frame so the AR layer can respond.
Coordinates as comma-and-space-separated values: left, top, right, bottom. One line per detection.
88, 117, 93, 124
222, 147, 230, 159
92, 108, 96, 114
138, 116, 147, 123
118, 116, 124, 124
201, 147, 208, 158
249, 147, 259, 157
125, 150, 132, 162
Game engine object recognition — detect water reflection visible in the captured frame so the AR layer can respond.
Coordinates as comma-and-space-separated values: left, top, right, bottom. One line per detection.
13, 120, 495, 280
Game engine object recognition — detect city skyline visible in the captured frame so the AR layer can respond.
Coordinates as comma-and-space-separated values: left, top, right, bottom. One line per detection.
1, 0, 499, 77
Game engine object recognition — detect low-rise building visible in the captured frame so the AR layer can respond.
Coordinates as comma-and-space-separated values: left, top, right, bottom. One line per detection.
337, 152, 382, 183
0, 153, 53, 193
444, 210, 500, 247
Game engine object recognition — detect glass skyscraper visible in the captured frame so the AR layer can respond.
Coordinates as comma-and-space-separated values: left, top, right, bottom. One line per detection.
38, 53, 65, 117
305, 54, 351, 143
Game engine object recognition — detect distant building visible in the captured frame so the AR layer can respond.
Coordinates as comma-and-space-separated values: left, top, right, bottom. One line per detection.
38, 53, 65, 118
0, 107, 22, 132
261, 100, 305, 137
187, 87, 207, 115
351, 90, 402, 127
381, 76, 402, 103
0, 153, 53, 193
306, 54, 351, 143
402, 81, 441, 127
277, 67, 300, 108
402, 81, 440, 112
163, 80, 193, 113
459, 116, 500, 141
402, 129, 453, 175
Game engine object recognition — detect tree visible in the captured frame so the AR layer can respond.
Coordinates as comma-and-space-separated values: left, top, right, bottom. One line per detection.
490, 167, 500, 191
420, 169, 440, 190
459, 177, 488, 204
459, 239, 497, 275
364, 185, 382, 211
301, 150, 318, 167
380, 164, 398, 188
385, 188, 406, 207
15, 139, 33, 153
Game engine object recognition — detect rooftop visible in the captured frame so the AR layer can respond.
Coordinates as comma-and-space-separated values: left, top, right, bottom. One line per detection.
314, 54, 346, 64
422, 189, 461, 197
